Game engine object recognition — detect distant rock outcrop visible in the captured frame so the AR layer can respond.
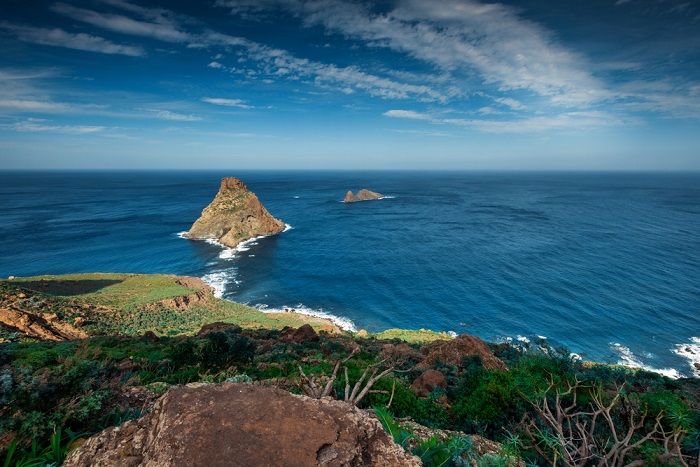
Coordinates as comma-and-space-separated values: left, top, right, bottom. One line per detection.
343, 189, 385, 203
64, 382, 421, 467
184, 177, 285, 248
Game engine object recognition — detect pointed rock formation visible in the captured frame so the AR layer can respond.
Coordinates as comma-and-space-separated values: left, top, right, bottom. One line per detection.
184, 177, 285, 248
343, 189, 385, 203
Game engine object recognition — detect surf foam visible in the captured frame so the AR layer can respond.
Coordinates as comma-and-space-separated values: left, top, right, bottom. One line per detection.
610, 343, 681, 379
672, 337, 700, 378
253, 303, 357, 332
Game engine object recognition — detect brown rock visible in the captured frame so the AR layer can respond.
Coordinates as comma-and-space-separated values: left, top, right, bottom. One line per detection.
184, 177, 286, 249
197, 322, 242, 337
343, 189, 385, 203
141, 331, 159, 342
410, 369, 448, 398
73, 317, 86, 328
280, 323, 319, 343
418, 334, 507, 372
0, 306, 83, 341
64, 383, 421, 467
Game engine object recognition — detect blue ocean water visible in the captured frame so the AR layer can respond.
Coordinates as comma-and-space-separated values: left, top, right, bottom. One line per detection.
1, 171, 699, 378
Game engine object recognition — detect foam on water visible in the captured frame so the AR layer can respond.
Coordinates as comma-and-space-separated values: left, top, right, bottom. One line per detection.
610, 343, 681, 379
253, 303, 357, 332
201, 271, 235, 298
672, 337, 700, 377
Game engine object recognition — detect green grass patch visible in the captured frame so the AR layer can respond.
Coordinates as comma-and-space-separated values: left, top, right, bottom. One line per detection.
370, 328, 452, 344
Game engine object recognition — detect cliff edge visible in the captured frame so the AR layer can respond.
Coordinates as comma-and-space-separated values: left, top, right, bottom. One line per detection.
184, 177, 286, 248
343, 189, 385, 203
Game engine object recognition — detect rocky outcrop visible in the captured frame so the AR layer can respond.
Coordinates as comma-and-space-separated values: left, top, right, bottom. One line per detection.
0, 306, 86, 341
279, 323, 320, 343
64, 382, 421, 467
418, 334, 508, 372
152, 277, 214, 310
343, 189, 385, 203
184, 177, 286, 248
410, 369, 448, 398
0, 287, 87, 341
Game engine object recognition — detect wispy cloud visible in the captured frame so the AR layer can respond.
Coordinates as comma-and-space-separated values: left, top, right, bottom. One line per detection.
4, 120, 105, 134
203, 31, 445, 102
202, 97, 253, 109
0, 22, 144, 56
140, 109, 202, 121
0, 99, 71, 112
384, 107, 625, 133
51, 2, 192, 44
383, 109, 432, 120
217, 0, 608, 107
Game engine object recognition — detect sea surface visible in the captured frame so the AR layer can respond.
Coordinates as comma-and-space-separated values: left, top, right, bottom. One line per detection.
1, 171, 699, 378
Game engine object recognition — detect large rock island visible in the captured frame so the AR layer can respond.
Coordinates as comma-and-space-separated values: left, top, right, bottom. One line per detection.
184, 177, 286, 248
343, 189, 386, 203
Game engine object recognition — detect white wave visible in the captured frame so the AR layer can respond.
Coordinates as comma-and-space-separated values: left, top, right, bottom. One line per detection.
283, 223, 294, 232
610, 343, 680, 379
537, 335, 547, 340
447, 331, 457, 338
201, 271, 235, 298
672, 337, 700, 378
176, 231, 189, 238
253, 303, 357, 332
517, 335, 531, 344
293, 196, 299, 199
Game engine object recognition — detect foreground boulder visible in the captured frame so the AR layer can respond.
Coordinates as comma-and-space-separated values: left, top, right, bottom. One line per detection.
184, 177, 286, 248
343, 189, 385, 203
64, 383, 421, 467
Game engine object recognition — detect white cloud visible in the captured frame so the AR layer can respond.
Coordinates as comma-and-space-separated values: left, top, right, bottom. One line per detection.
383, 109, 432, 119
495, 97, 526, 111
5, 120, 105, 134
202, 97, 253, 109
203, 31, 445, 102
0, 99, 71, 112
0, 22, 144, 56
141, 109, 202, 121
208, 61, 226, 69
51, 2, 192, 43
218, 0, 608, 108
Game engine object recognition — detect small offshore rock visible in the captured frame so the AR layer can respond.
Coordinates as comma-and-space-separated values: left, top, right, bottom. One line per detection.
343, 189, 385, 203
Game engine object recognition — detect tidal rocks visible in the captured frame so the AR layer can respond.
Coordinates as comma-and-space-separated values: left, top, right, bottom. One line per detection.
343, 189, 385, 203
64, 382, 421, 467
184, 177, 285, 248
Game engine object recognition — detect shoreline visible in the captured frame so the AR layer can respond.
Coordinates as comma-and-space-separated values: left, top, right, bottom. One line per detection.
2, 272, 698, 379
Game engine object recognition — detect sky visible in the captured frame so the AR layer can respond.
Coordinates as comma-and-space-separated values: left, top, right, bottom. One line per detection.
1, 0, 699, 170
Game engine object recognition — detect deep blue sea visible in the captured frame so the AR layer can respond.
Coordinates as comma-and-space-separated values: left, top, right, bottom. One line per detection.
1, 171, 699, 378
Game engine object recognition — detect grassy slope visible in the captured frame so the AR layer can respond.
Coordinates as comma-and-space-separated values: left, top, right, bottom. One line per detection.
1, 274, 345, 338
2, 273, 451, 341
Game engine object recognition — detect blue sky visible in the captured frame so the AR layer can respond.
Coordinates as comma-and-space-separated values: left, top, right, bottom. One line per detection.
1, 0, 699, 170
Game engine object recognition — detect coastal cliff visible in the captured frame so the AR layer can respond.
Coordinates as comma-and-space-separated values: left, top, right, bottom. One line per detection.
343, 189, 385, 203
184, 177, 285, 248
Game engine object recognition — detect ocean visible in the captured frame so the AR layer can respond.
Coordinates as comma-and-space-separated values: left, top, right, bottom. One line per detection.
1, 170, 698, 378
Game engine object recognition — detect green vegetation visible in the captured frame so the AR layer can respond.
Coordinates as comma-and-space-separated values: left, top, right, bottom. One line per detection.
1, 274, 699, 466
370, 328, 453, 344
0, 274, 340, 339
1, 328, 698, 466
